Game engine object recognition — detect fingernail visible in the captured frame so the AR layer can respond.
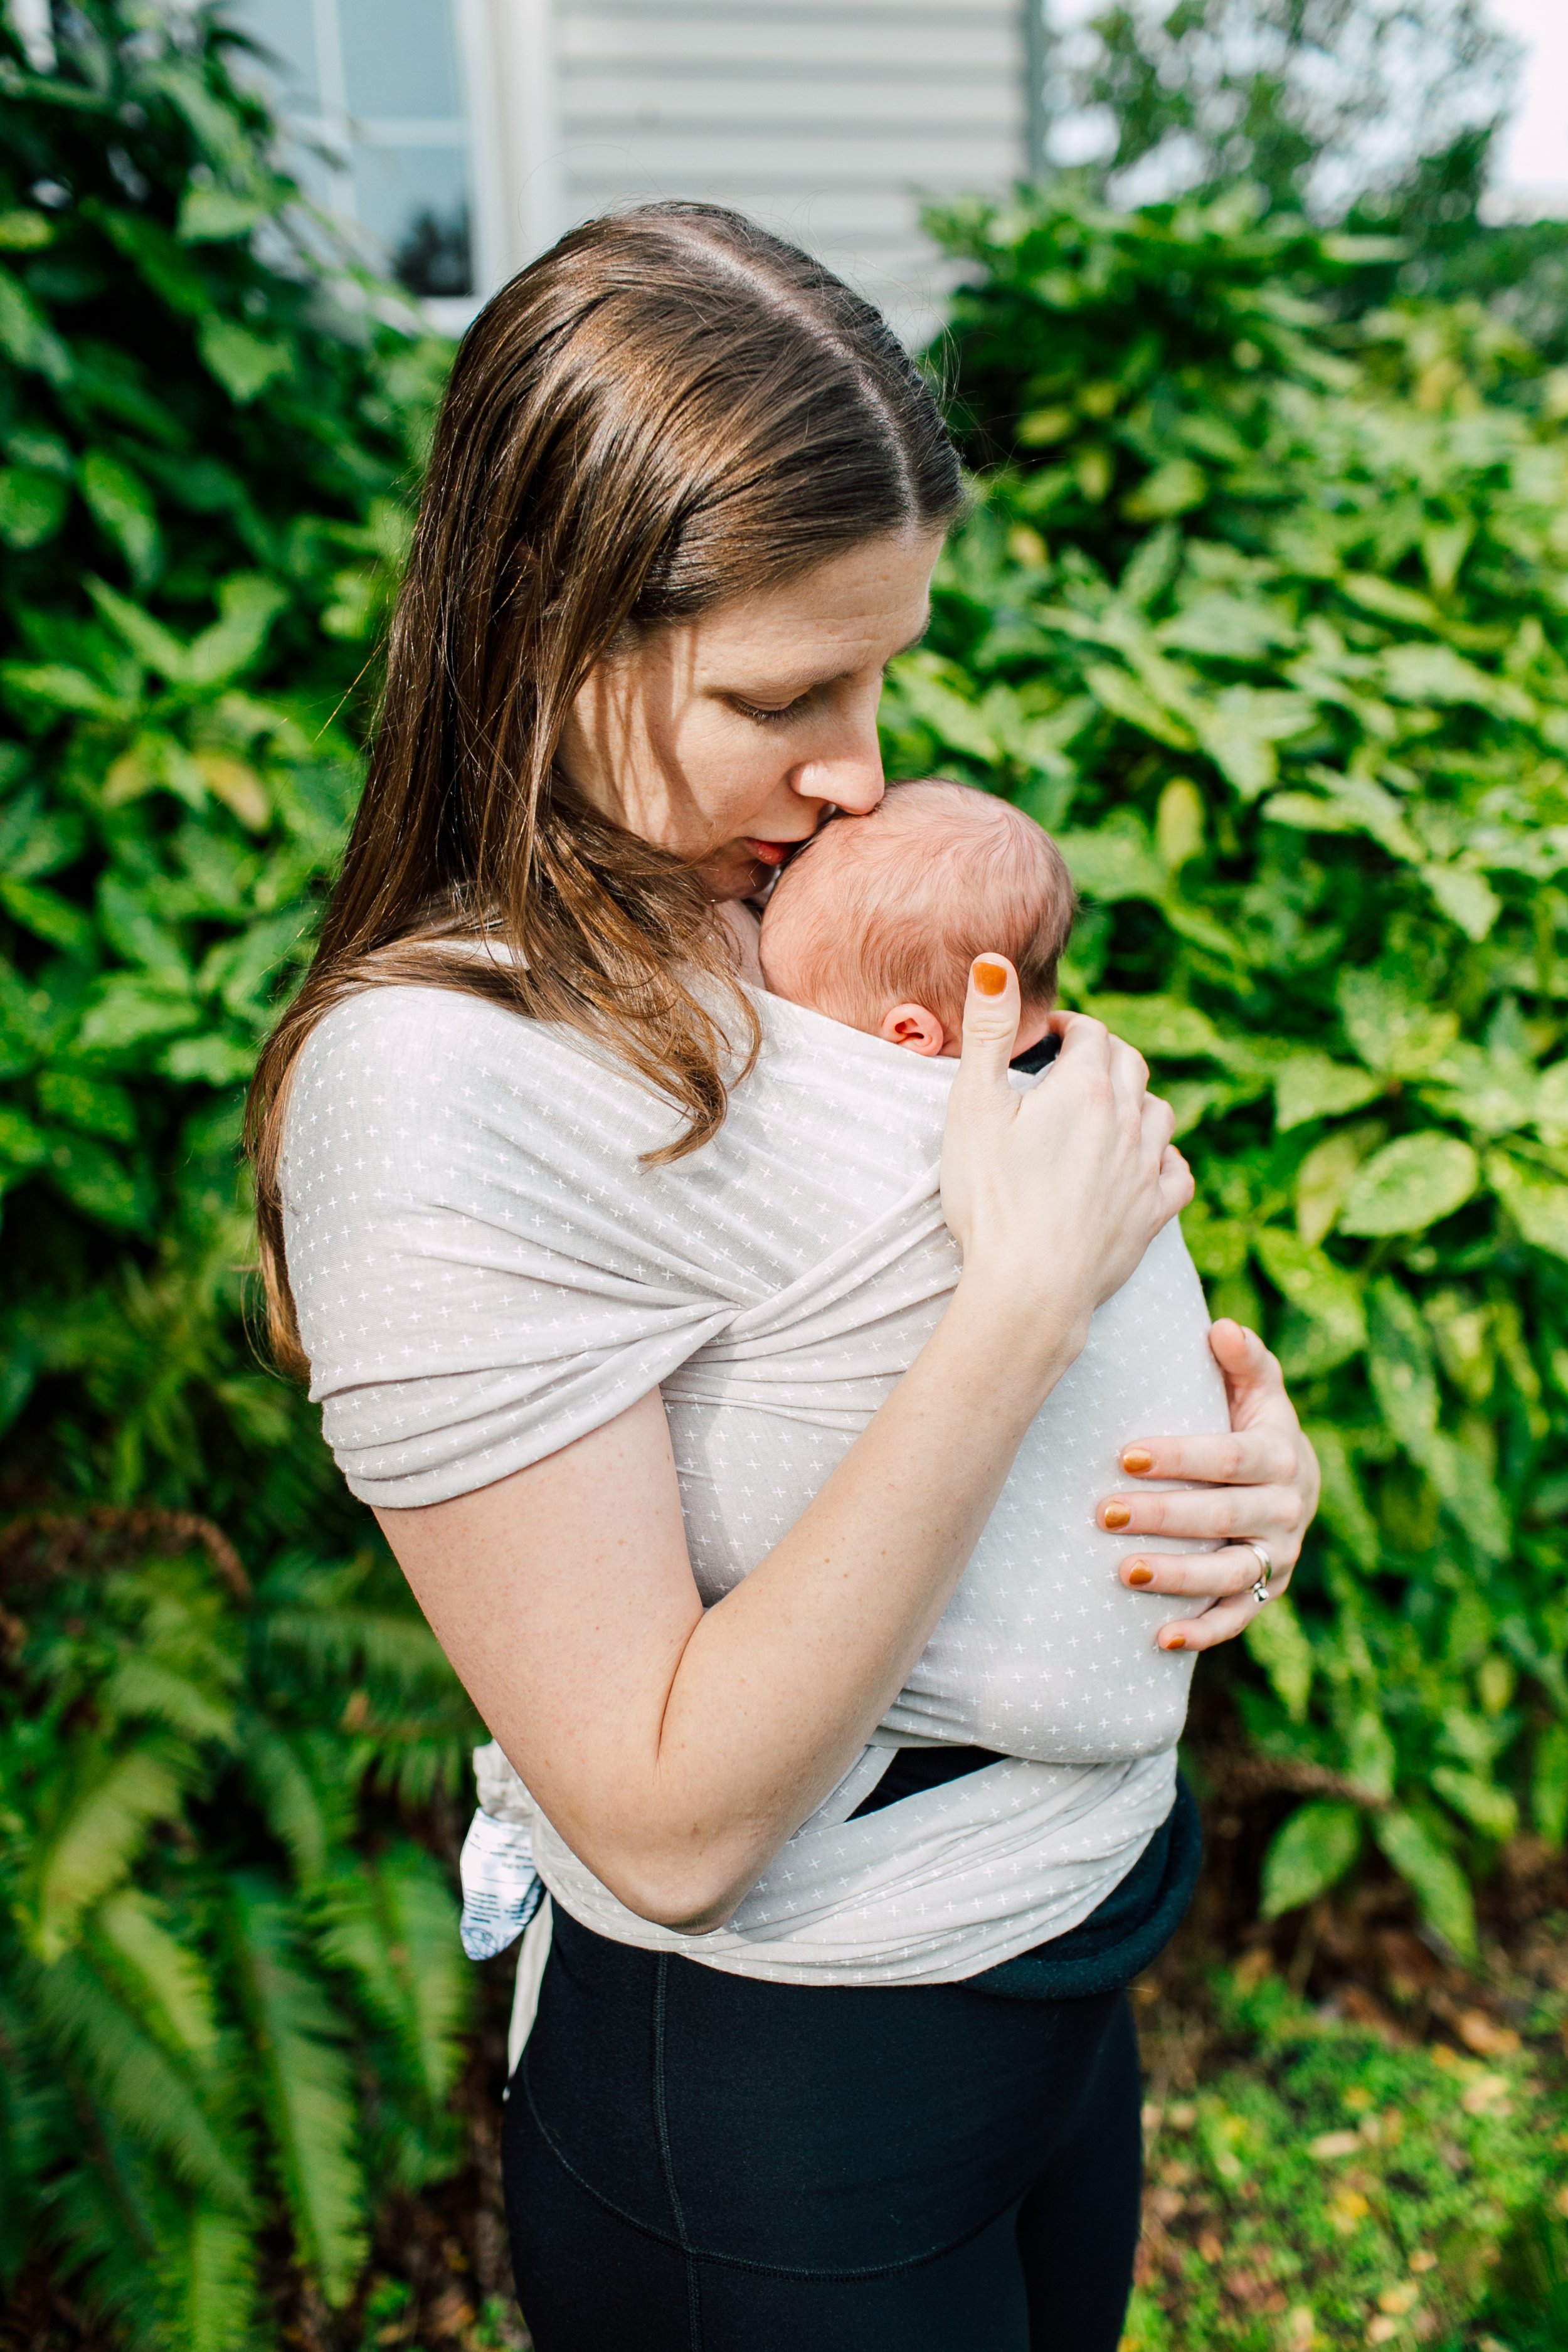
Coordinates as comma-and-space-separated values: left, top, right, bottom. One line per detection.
972, 958, 1007, 997
1163, 1633, 1187, 1651
1127, 1560, 1153, 1587
1121, 1446, 1153, 1475
1103, 1501, 1131, 1530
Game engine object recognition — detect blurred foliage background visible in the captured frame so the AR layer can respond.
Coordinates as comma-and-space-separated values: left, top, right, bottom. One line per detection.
2, 2, 1568, 2348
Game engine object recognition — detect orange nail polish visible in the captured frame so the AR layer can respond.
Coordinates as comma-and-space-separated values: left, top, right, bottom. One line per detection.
1103, 1501, 1131, 1530
1128, 1560, 1153, 1587
973, 958, 1007, 996
1163, 1633, 1187, 1651
1121, 1446, 1153, 1475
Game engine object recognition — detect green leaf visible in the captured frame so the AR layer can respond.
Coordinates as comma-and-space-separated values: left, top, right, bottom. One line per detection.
1056, 811, 1167, 903
1305, 1424, 1379, 1558
1254, 1227, 1366, 1370
1295, 1125, 1384, 1246
0, 464, 69, 549
35, 1070, 137, 1142
229, 1873, 368, 2305
1429, 1766, 1517, 1843
1421, 862, 1500, 941
1244, 1594, 1314, 1722
1532, 1722, 1568, 1850
1274, 1052, 1384, 1132
1337, 968, 1458, 1078
43, 1130, 151, 1229
1261, 1801, 1362, 1917
1338, 1132, 1479, 1237
1372, 1807, 1477, 1959
186, 573, 289, 688
0, 660, 122, 719
1486, 1149, 1568, 1261
316, 1843, 472, 2118
80, 450, 161, 590
33, 1748, 188, 1961
93, 1888, 221, 2063
177, 184, 268, 243
1368, 1279, 1439, 1453
198, 316, 294, 406
1083, 992, 1224, 1059
78, 973, 200, 1054
0, 1103, 49, 1168
97, 873, 189, 979
1083, 659, 1198, 750
0, 875, 95, 957
0, 265, 70, 380
0, 209, 55, 250
1122, 457, 1207, 521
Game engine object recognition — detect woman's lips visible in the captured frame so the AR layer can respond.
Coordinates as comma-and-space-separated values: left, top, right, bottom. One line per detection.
743, 838, 798, 867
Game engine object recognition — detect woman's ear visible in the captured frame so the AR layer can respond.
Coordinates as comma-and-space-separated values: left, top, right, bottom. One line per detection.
879, 1001, 947, 1056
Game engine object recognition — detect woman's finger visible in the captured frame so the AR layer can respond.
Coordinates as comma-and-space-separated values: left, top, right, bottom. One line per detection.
950, 955, 1022, 1105
1111, 1428, 1304, 1488
1120, 1545, 1294, 1599
1153, 1592, 1268, 1654
1099, 1483, 1303, 1548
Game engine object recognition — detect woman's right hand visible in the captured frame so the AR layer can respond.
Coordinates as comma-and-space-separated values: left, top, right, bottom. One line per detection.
940, 955, 1192, 1347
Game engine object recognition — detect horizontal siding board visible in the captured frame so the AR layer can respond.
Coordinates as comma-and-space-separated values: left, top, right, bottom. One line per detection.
558, 24, 1015, 70
559, 133, 1018, 178
560, 88, 1022, 130
561, 2, 1013, 24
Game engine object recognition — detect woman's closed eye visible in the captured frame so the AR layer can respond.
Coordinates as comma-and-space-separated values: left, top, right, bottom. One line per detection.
728, 692, 810, 726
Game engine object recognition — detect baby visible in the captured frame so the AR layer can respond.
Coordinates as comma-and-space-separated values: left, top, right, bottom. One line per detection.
745, 776, 1229, 1762
758, 776, 1074, 1070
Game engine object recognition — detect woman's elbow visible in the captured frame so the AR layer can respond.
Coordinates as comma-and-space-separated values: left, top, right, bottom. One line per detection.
590, 1845, 753, 1936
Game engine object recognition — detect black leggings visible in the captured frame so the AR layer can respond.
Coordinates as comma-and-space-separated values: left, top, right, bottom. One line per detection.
503, 1905, 1144, 2351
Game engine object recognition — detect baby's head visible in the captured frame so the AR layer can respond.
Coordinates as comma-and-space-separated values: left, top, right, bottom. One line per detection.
758, 780, 1075, 1059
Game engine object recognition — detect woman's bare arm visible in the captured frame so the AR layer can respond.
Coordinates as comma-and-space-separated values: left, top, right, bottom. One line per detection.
375, 959, 1189, 1932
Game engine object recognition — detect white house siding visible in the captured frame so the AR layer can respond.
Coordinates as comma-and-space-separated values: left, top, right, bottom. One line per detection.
552, 0, 1027, 346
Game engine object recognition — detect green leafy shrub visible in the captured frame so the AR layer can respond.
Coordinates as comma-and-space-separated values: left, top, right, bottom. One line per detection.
0, 1510, 480, 2348
888, 183, 1568, 1957
0, 0, 445, 1544
1123, 1963, 1568, 2351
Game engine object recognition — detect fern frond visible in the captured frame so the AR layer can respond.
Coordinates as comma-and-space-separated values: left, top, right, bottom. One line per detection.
0, 1976, 68, 2282
37, 2087, 174, 2352
228, 1871, 368, 2307
164, 2203, 259, 2352
90, 1890, 221, 2067
316, 1842, 473, 2113
103, 1656, 237, 1747
239, 1715, 352, 1887
33, 1952, 250, 2213
32, 1744, 192, 1961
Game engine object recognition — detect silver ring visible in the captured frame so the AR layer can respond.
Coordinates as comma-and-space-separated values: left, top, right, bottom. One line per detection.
1242, 1540, 1273, 1606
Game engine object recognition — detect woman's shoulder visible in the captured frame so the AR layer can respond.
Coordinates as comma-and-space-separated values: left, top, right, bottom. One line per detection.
283, 980, 681, 1187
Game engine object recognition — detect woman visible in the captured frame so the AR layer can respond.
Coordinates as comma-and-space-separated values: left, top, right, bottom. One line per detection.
250, 206, 1318, 2351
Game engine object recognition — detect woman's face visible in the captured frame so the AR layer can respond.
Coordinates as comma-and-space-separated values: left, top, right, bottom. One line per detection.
558, 530, 944, 901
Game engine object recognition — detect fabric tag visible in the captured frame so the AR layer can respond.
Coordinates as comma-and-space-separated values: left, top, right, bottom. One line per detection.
459, 1806, 545, 1960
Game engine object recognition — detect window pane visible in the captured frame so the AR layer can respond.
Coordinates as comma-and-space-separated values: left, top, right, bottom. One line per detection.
353, 142, 472, 297
339, 0, 462, 120
232, 0, 320, 111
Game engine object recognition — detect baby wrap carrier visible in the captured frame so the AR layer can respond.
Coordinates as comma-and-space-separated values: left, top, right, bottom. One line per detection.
282, 983, 1226, 1983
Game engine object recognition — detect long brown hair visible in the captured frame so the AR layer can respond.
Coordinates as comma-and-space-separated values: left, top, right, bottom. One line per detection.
246, 203, 963, 1376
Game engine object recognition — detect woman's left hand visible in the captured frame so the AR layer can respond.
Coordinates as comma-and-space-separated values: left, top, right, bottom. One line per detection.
1101, 1320, 1320, 1653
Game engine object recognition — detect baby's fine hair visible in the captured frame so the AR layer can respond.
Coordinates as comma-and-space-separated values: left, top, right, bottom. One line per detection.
759, 779, 1076, 1035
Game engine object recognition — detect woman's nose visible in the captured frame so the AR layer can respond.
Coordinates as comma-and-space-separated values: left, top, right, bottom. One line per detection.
792, 728, 885, 815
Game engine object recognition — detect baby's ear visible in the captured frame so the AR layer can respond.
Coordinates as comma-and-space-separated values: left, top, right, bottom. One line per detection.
879, 1001, 947, 1057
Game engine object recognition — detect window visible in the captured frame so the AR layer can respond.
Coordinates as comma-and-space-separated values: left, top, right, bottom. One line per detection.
233, 0, 478, 324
